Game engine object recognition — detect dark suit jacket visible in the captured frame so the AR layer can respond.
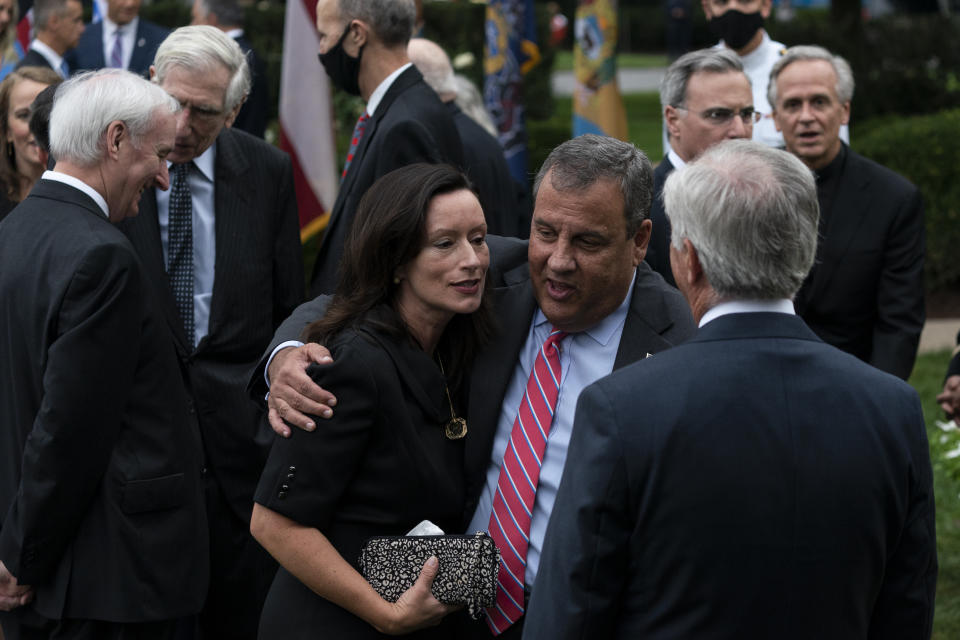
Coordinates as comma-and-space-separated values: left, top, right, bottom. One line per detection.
450, 102, 521, 237
949, 329, 960, 379
309, 66, 464, 296
644, 155, 676, 287
120, 127, 303, 527
66, 18, 168, 77
232, 35, 269, 139
796, 147, 925, 380
0, 180, 208, 622
14, 48, 54, 73
525, 312, 936, 640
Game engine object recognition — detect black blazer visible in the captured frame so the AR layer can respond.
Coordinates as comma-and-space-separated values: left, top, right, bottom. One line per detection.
309, 66, 464, 297
461, 260, 695, 526
0, 180, 208, 622
14, 48, 55, 73
449, 103, 522, 237
232, 35, 269, 139
644, 155, 676, 287
526, 312, 936, 639
120, 127, 303, 526
254, 316, 465, 638
796, 146, 925, 380
66, 18, 168, 77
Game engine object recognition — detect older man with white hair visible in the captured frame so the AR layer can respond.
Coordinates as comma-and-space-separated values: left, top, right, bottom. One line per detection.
0, 69, 208, 638
115, 25, 303, 639
525, 139, 937, 640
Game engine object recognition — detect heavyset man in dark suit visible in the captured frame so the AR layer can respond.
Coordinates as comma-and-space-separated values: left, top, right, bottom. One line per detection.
118, 26, 303, 639
525, 139, 937, 640
190, 0, 269, 138
770, 45, 925, 380
647, 48, 755, 286
255, 135, 695, 638
309, 0, 463, 296
0, 69, 209, 638
14, 0, 84, 78
66, 0, 168, 77
407, 37, 523, 238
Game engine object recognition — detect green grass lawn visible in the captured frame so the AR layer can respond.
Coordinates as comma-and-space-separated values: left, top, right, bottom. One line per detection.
911, 349, 960, 638
553, 50, 669, 72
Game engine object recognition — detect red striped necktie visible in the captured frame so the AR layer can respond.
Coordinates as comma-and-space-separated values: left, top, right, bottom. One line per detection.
341, 111, 369, 181
486, 327, 567, 635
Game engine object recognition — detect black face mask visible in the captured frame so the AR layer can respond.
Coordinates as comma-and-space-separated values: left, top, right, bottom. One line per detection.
709, 10, 764, 51
318, 25, 364, 96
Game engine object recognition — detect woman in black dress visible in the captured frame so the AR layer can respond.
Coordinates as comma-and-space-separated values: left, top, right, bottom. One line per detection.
251, 163, 493, 638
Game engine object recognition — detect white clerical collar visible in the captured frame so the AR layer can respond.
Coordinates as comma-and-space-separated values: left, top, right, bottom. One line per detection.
699, 298, 795, 328
42, 170, 110, 218
667, 148, 687, 170
366, 62, 412, 117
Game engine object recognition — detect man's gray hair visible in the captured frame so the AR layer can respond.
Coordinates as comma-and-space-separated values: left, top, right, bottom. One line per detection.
660, 48, 745, 109
767, 45, 855, 108
663, 140, 819, 300
153, 26, 251, 112
408, 38, 457, 97
196, 0, 245, 27
50, 69, 179, 167
533, 134, 654, 236
340, 0, 416, 48
34, 0, 71, 31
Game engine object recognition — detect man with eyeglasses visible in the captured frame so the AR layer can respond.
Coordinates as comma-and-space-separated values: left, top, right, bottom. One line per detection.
120, 26, 304, 639
770, 45, 924, 381
646, 48, 755, 286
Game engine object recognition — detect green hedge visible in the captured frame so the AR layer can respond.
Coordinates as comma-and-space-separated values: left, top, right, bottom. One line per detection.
854, 109, 960, 293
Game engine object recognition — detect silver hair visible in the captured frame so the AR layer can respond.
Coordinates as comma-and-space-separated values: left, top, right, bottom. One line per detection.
767, 45, 855, 108
453, 75, 496, 136
50, 69, 179, 167
659, 47, 746, 109
533, 134, 654, 235
153, 25, 251, 112
408, 38, 457, 96
663, 139, 819, 299
339, 0, 416, 47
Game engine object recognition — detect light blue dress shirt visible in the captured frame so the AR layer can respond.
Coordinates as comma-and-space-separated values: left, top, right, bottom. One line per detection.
156, 144, 216, 348
467, 272, 636, 586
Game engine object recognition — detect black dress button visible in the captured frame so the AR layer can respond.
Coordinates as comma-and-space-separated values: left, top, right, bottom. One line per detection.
278, 491, 287, 499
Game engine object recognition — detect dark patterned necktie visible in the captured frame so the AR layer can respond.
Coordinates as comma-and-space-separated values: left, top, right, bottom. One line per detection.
110, 28, 124, 68
168, 163, 194, 347
340, 111, 369, 181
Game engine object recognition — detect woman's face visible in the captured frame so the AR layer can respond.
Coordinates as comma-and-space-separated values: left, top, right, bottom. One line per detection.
0, 0, 14, 33
396, 188, 489, 329
6, 78, 49, 175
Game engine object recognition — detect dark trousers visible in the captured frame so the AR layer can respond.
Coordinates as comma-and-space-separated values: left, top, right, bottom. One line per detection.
0, 615, 182, 640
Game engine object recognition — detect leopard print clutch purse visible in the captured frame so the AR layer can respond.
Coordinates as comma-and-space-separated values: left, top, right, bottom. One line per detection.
359, 532, 500, 620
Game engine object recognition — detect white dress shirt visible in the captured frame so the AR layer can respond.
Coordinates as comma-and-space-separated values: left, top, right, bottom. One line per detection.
100, 16, 138, 71
699, 298, 796, 328
467, 273, 636, 586
41, 170, 109, 218
27, 40, 67, 77
156, 144, 217, 348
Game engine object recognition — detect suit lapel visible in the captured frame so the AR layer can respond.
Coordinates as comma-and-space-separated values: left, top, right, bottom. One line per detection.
803, 152, 872, 306
123, 188, 192, 355
128, 22, 151, 75
90, 23, 106, 68
206, 129, 250, 348
613, 264, 681, 370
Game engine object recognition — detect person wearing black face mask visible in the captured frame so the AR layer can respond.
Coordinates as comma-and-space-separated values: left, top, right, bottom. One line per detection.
309, 0, 464, 299
700, 0, 785, 148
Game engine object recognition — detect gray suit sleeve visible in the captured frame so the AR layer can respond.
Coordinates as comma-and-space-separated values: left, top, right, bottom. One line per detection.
523, 382, 632, 640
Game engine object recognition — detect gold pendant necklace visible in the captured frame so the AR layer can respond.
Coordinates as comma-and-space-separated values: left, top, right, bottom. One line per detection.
437, 355, 467, 440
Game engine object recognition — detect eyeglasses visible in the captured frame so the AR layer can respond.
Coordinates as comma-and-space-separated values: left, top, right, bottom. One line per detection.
673, 105, 762, 126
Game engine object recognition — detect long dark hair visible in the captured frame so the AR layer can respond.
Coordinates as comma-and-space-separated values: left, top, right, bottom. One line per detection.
0, 67, 62, 201
303, 163, 494, 391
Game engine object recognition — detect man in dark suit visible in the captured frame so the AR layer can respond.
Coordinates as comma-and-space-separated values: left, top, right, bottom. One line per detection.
647, 47, 754, 286
15, 0, 84, 78
309, 0, 463, 297
771, 45, 925, 380
408, 37, 522, 237
119, 26, 302, 640
0, 69, 208, 638
255, 136, 696, 639
65, 0, 167, 77
525, 139, 937, 640
191, 0, 269, 138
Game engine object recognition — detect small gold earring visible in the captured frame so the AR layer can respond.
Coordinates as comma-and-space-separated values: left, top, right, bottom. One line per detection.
393, 276, 400, 284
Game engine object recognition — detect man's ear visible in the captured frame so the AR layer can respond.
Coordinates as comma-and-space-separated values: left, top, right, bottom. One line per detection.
682, 237, 704, 287
149, 65, 157, 82
665, 105, 682, 142
224, 96, 245, 128
105, 120, 125, 159
631, 218, 652, 265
